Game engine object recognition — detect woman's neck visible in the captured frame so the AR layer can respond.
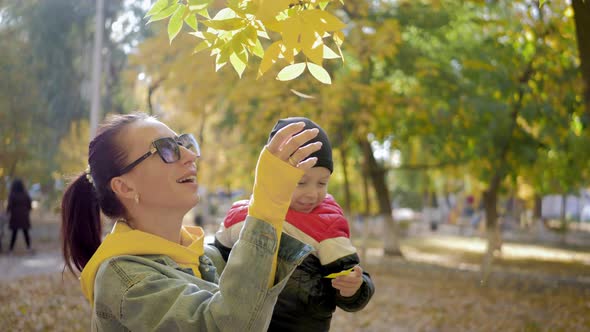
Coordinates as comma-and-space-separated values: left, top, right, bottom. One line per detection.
128, 208, 185, 243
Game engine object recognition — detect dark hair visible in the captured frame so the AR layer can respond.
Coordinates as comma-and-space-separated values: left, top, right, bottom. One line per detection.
9, 178, 27, 195
61, 112, 153, 274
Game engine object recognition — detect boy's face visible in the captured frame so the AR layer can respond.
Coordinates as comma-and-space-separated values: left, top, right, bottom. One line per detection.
290, 166, 331, 213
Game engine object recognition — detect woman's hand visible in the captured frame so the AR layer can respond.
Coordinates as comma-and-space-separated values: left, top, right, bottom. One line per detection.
266, 122, 322, 170
332, 265, 364, 297
248, 121, 322, 226
248, 121, 322, 287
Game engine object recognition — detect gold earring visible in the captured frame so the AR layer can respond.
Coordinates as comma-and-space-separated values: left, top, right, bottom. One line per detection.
134, 193, 140, 205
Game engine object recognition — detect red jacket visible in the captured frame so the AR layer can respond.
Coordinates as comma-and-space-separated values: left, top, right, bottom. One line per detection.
218, 195, 357, 266
214, 195, 374, 331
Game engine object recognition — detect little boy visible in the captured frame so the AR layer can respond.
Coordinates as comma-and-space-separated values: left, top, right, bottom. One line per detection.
214, 117, 375, 332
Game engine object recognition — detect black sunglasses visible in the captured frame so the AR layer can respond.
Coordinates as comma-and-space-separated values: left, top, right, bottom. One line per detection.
119, 133, 200, 175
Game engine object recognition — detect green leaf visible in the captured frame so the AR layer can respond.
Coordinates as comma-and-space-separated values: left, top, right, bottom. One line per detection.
276, 63, 306, 81
243, 25, 258, 47
145, 0, 170, 18
251, 38, 264, 58
202, 18, 244, 31
215, 45, 232, 71
213, 8, 237, 20
539, 0, 547, 7
189, 30, 216, 40
188, 0, 212, 11
184, 13, 198, 31
307, 62, 331, 84
230, 52, 247, 77
168, 5, 185, 43
193, 40, 211, 53
197, 8, 210, 19
319, 1, 330, 10
147, 4, 179, 23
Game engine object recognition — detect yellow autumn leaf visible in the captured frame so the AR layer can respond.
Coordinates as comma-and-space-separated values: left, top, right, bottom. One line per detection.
303, 9, 346, 32
279, 43, 297, 64
280, 15, 303, 52
323, 45, 340, 59
254, 0, 291, 25
300, 28, 324, 64
276, 62, 306, 81
251, 38, 264, 58
307, 62, 331, 84
193, 40, 211, 53
202, 18, 245, 31
230, 52, 247, 77
333, 30, 344, 46
258, 41, 282, 77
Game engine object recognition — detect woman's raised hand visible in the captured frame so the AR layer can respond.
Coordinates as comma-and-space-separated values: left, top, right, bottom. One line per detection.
266, 122, 322, 170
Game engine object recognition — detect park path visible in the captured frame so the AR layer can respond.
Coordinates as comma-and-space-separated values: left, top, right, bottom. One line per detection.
0, 249, 64, 281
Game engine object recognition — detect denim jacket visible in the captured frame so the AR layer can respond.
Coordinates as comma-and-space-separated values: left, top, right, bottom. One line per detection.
90, 217, 312, 331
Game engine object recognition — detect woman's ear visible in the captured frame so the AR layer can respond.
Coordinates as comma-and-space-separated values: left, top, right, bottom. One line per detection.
110, 176, 137, 200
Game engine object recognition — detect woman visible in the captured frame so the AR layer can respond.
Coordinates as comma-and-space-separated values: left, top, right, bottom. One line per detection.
61, 113, 322, 331
7, 178, 33, 253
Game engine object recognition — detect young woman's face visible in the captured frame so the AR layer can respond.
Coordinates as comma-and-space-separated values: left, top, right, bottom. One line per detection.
119, 119, 200, 212
290, 167, 331, 213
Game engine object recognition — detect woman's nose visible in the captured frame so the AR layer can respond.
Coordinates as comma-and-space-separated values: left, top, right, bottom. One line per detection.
180, 146, 199, 164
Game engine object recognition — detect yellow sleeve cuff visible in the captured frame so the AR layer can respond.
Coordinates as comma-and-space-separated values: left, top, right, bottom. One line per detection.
248, 147, 303, 288
248, 147, 303, 228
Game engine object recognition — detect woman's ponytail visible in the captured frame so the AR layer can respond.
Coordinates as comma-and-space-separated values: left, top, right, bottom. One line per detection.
60, 112, 153, 275
61, 173, 102, 274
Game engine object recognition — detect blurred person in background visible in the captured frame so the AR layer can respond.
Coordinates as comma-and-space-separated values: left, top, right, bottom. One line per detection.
6, 178, 33, 254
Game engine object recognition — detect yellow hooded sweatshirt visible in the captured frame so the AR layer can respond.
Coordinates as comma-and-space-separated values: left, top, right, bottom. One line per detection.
80, 222, 204, 303
80, 148, 302, 302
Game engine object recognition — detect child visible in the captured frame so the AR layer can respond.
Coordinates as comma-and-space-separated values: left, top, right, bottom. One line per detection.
214, 117, 375, 332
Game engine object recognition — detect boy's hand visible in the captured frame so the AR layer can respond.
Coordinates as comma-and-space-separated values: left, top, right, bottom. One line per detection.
331, 265, 363, 297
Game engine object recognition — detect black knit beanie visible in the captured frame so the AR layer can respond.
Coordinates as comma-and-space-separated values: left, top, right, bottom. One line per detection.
268, 117, 333, 173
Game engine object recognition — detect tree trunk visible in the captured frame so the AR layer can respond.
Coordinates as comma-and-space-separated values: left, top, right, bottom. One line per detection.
560, 193, 568, 244
533, 194, 542, 221
360, 161, 371, 262
358, 137, 402, 256
147, 77, 166, 116
0, 181, 5, 203
362, 163, 371, 217
339, 146, 352, 216
479, 55, 534, 283
560, 194, 567, 224
480, 175, 502, 284
533, 193, 544, 238
572, 0, 590, 125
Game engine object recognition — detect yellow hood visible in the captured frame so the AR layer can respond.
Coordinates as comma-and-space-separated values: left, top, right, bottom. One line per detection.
80, 221, 204, 303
